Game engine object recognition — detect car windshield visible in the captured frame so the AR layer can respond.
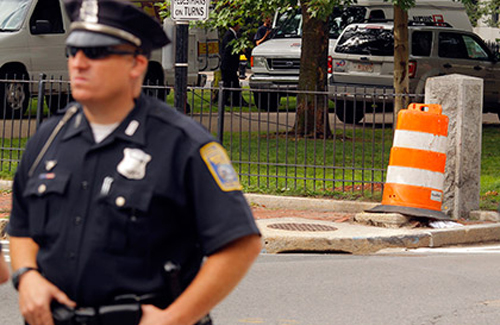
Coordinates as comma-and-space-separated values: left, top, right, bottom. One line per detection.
335, 26, 394, 56
0, 0, 31, 31
273, 6, 367, 39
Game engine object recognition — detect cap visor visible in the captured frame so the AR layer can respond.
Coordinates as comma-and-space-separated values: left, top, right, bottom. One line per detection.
66, 30, 125, 47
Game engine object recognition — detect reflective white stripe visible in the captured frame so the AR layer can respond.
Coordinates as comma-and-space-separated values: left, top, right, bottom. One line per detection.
386, 166, 444, 189
393, 130, 447, 153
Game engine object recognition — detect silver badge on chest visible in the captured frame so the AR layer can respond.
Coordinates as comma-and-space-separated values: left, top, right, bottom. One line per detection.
117, 148, 151, 180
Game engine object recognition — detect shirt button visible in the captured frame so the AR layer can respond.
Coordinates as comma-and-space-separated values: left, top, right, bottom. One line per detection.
68, 252, 76, 260
38, 184, 47, 194
74, 216, 82, 226
81, 181, 88, 190
115, 196, 126, 207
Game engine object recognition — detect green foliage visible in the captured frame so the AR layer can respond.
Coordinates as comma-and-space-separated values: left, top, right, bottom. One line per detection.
468, 0, 500, 28
390, 0, 416, 11
302, 0, 341, 20
154, 1, 170, 19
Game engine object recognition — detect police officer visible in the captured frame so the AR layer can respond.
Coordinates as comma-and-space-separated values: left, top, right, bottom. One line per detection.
7, 1, 261, 325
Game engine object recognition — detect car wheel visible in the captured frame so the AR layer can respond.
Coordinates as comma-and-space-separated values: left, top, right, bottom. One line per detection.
253, 92, 280, 112
0, 71, 30, 119
335, 101, 365, 124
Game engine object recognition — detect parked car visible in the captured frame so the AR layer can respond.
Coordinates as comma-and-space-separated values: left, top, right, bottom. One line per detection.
329, 22, 500, 123
250, 0, 472, 112
0, 0, 216, 119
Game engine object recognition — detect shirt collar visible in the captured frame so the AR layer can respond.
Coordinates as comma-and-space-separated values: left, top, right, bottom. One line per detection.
62, 95, 148, 146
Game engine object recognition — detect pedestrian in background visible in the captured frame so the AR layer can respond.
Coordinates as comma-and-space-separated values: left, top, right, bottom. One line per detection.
254, 15, 272, 46
221, 22, 249, 106
7, 1, 261, 325
0, 243, 9, 284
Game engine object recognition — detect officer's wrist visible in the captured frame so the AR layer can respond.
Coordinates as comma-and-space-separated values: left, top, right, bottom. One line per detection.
12, 267, 39, 290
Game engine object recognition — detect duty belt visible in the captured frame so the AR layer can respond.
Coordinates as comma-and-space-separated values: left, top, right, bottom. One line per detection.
51, 301, 212, 325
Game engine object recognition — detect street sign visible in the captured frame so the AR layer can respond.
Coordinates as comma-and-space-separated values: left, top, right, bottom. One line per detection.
171, 0, 209, 21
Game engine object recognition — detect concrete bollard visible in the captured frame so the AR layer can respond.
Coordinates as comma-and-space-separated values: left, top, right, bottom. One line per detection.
425, 74, 483, 219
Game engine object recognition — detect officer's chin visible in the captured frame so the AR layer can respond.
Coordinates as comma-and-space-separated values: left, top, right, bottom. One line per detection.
70, 88, 93, 105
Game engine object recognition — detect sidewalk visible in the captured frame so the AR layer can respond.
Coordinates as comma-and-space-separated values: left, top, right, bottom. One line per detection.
1, 182, 499, 254
246, 194, 500, 254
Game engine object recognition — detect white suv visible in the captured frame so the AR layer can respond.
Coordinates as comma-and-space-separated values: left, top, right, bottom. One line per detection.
329, 22, 500, 123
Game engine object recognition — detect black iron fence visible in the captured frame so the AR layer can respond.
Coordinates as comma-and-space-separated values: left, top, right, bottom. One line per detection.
0, 76, 400, 199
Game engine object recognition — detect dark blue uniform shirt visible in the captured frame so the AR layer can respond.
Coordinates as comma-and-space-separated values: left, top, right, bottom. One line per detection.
253, 25, 270, 44
7, 94, 260, 306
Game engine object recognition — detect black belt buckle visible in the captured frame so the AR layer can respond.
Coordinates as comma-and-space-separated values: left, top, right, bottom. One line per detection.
74, 307, 98, 325
99, 303, 142, 325
51, 301, 74, 325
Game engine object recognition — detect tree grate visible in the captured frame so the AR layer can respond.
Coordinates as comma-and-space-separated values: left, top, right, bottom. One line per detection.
267, 223, 337, 232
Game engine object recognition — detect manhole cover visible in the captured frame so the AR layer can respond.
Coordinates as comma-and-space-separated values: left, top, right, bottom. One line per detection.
267, 222, 337, 232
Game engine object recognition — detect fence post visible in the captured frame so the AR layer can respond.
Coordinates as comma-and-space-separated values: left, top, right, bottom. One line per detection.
36, 74, 46, 129
217, 81, 225, 144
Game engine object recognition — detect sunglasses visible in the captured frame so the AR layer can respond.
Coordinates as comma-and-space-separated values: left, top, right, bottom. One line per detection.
66, 46, 139, 60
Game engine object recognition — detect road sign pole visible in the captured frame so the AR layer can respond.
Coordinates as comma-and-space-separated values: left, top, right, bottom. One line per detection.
171, 0, 209, 113
174, 20, 189, 114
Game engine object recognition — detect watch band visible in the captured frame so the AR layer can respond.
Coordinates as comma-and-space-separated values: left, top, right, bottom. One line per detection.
12, 267, 39, 290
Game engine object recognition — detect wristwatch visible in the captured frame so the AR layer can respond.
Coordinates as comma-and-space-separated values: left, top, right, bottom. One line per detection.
12, 267, 39, 290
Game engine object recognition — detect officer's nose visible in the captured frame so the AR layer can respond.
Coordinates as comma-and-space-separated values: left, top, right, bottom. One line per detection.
69, 50, 90, 68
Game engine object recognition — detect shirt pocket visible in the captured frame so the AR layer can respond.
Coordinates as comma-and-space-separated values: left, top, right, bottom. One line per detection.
23, 172, 70, 245
99, 177, 155, 256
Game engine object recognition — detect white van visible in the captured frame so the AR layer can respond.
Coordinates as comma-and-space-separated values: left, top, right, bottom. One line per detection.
249, 0, 473, 111
0, 0, 217, 118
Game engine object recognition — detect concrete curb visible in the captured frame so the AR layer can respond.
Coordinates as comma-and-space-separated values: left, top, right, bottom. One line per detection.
257, 218, 432, 254
257, 218, 500, 254
248, 194, 500, 254
428, 223, 500, 247
0, 180, 12, 191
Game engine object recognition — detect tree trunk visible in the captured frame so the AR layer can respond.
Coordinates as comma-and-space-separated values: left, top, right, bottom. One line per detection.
393, 5, 409, 116
293, 1, 332, 138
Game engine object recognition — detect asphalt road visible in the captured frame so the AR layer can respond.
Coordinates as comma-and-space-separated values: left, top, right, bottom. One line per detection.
212, 250, 500, 325
2, 244, 500, 325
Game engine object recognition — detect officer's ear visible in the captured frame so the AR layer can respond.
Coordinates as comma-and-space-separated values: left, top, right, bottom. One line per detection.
130, 54, 148, 80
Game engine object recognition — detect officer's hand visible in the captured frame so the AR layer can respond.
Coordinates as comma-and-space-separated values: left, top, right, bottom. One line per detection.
139, 304, 170, 325
18, 271, 76, 325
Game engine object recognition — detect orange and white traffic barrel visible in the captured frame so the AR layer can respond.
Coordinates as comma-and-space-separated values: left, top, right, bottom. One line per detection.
370, 103, 449, 220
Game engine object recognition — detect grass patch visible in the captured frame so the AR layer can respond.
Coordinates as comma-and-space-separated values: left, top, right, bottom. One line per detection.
165, 87, 260, 113
479, 126, 500, 210
0, 115, 498, 210
225, 127, 391, 202
165, 87, 323, 113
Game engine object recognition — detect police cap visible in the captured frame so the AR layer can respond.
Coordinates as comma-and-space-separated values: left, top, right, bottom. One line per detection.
64, 0, 170, 54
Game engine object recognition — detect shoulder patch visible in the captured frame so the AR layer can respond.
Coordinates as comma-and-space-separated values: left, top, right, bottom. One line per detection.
200, 142, 242, 192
